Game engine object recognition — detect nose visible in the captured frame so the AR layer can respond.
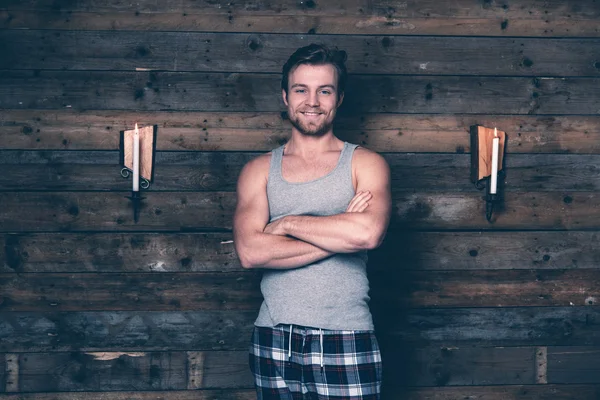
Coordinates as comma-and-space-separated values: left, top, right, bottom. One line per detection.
306, 90, 320, 107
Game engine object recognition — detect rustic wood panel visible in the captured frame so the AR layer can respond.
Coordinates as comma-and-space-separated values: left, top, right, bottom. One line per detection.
0, 272, 262, 312
2, 30, 599, 76
1, 71, 599, 115
11, 351, 251, 392
398, 384, 600, 400
3, 151, 600, 192
1, 386, 600, 400
0, 233, 240, 273
2, 308, 599, 352
0, 191, 598, 232
547, 347, 600, 384
1, 269, 599, 311
0, 311, 257, 352
383, 346, 536, 387
3, 111, 600, 153
1, 1, 599, 36
0, 391, 256, 400
2, 231, 600, 273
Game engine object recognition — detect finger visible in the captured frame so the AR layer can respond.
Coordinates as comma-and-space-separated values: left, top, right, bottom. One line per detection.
347, 193, 372, 212
346, 191, 371, 210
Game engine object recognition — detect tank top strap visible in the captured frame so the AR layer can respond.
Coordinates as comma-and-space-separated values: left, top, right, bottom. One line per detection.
268, 144, 285, 182
337, 142, 358, 172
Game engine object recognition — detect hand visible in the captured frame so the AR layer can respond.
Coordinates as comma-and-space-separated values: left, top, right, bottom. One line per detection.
264, 217, 287, 236
346, 190, 372, 213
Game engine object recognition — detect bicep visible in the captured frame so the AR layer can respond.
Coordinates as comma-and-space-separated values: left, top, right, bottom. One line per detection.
233, 159, 270, 241
355, 152, 392, 224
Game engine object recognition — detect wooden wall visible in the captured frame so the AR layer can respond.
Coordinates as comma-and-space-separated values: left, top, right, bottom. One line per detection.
1, 0, 600, 398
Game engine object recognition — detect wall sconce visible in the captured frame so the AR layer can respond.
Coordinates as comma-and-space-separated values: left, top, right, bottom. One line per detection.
470, 125, 506, 222
120, 124, 157, 223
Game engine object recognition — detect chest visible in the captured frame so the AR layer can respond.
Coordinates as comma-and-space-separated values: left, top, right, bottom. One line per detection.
281, 153, 341, 183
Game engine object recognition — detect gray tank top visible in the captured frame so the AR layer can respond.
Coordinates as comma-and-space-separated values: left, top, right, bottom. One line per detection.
254, 141, 374, 331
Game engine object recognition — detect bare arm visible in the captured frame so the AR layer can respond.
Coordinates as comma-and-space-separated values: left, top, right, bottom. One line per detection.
233, 154, 334, 269
266, 148, 392, 253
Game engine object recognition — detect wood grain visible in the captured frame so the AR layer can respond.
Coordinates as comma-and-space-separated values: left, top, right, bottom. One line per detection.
2, 308, 599, 352
3, 151, 600, 192
2, 231, 599, 273
3, 111, 600, 153
1, 269, 598, 311
0, 191, 598, 231
1, 71, 599, 115
2, 30, 599, 76
2, 0, 599, 36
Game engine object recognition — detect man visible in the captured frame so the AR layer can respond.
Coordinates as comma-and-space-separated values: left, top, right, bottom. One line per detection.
233, 43, 392, 399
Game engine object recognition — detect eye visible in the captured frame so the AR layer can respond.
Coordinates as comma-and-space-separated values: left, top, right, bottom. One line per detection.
295, 89, 306, 93
320, 90, 331, 95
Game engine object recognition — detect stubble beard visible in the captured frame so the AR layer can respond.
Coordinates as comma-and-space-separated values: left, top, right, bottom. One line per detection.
288, 110, 335, 137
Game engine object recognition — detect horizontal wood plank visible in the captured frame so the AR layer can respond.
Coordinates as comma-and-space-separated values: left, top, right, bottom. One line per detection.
1, 71, 599, 115
1, 386, 600, 400
1, 1, 599, 36
547, 347, 600, 384
1, 269, 599, 311
0, 191, 598, 231
2, 151, 600, 192
3, 111, 600, 154
2, 308, 599, 352
10, 351, 251, 392
2, 231, 600, 273
397, 384, 600, 400
4, 346, 600, 392
2, 30, 599, 76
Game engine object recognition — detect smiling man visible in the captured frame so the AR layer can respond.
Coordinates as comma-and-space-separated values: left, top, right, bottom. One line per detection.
233, 44, 392, 399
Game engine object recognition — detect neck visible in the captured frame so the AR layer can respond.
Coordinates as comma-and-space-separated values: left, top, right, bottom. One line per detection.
285, 131, 343, 158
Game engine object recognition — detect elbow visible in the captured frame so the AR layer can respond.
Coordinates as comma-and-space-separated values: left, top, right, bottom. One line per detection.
359, 229, 386, 251
237, 246, 267, 269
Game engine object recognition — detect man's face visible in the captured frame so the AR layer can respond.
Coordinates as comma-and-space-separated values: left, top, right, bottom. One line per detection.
283, 63, 343, 137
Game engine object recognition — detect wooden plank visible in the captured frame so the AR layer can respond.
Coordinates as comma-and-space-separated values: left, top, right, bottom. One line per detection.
1, 269, 599, 311
3, 110, 600, 154
2, 30, 600, 76
1, 386, 600, 400
0, 391, 257, 400
11, 351, 252, 392
370, 231, 600, 271
0, 311, 257, 352
3, 231, 600, 273
547, 347, 600, 384
0, 233, 240, 273
0, 191, 599, 232
2, 151, 600, 192
0, 272, 262, 311
398, 384, 600, 400
383, 346, 536, 386
2, 307, 600, 352
377, 307, 600, 347
1, 0, 599, 36
370, 269, 600, 308
1, 71, 599, 115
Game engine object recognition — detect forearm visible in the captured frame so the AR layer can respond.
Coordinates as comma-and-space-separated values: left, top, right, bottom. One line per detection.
236, 233, 333, 270
282, 213, 380, 253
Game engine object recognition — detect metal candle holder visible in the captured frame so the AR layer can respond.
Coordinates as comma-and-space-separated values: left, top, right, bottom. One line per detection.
119, 125, 157, 223
469, 125, 507, 222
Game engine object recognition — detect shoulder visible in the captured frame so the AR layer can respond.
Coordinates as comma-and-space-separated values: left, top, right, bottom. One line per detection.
352, 145, 389, 171
237, 151, 272, 187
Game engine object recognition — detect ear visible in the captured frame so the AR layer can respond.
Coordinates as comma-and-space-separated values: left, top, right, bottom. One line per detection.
337, 92, 344, 108
282, 89, 289, 106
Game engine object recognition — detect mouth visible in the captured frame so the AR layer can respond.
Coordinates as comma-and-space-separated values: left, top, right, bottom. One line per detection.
300, 111, 323, 117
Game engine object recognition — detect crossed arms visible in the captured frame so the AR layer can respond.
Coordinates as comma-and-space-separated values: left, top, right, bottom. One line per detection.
233, 148, 392, 269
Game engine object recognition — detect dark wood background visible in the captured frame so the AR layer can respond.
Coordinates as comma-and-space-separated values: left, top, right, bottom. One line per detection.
1, 0, 600, 398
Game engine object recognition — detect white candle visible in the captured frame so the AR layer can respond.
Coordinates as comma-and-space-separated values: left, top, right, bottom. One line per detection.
490, 127, 499, 194
133, 123, 140, 192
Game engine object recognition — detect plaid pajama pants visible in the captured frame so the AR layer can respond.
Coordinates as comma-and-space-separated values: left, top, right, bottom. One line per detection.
249, 325, 382, 399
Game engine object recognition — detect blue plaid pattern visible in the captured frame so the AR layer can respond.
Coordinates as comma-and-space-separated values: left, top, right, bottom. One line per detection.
250, 325, 382, 399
